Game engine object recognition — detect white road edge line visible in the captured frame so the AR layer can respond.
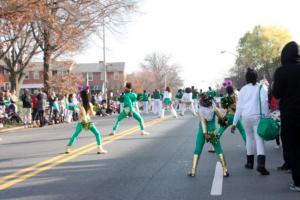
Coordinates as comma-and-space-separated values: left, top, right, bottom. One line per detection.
210, 161, 223, 196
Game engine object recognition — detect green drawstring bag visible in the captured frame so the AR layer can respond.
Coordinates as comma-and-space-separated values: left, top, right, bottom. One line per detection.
257, 85, 280, 141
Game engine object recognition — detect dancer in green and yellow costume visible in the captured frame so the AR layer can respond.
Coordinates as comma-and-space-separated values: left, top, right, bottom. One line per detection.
188, 93, 229, 177
65, 87, 107, 154
110, 82, 149, 136
218, 81, 246, 142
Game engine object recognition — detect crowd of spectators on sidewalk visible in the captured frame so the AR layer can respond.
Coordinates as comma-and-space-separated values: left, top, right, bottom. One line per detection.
0, 89, 120, 129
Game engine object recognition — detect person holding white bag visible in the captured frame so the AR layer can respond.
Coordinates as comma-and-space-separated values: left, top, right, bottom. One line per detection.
231, 68, 270, 175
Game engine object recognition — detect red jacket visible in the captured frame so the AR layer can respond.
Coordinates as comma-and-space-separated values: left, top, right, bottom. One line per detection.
270, 97, 278, 111
32, 96, 38, 109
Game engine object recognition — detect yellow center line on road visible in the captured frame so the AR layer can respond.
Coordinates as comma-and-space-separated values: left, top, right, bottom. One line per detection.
0, 116, 170, 190
0, 125, 138, 184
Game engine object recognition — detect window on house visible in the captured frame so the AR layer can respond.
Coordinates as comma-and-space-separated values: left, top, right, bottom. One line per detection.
114, 72, 119, 80
4, 69, 10, 75
87, 72, 93, 81
33, 71, 39, 80
5, 82, 11, 90
0, 66, 4, 74
24, 71, 29, 80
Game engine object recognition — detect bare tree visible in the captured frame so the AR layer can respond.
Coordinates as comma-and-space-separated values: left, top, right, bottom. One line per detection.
0, 0, 41, 94
31, 0, 138, 94
140, 52, 184, 91
47, 72, 83, 96
126, 72, 143, 93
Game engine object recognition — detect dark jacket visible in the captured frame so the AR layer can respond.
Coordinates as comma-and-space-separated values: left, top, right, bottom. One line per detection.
37, 94, 44, 111
21, 94, 32, 108
273, 41, 300, 116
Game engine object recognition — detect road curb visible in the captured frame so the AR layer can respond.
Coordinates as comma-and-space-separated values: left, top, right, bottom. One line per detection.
0, 126, 24, 134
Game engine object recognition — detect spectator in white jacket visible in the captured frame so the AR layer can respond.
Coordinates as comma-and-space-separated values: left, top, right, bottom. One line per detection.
231, 68, 270, 175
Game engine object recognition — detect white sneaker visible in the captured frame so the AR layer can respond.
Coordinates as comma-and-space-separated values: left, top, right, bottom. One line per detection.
141, 131, 149, 136
97, 146, 108, 154
290, 183, 300, 192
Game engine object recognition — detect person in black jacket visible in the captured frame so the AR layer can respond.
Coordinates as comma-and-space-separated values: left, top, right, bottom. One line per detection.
273, 41, 300, 192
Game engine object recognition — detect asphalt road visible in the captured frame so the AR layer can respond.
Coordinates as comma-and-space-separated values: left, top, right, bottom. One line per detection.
0, 112, 299, 200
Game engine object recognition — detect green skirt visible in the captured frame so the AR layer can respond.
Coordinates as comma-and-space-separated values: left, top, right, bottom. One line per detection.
163, 98, 172, 105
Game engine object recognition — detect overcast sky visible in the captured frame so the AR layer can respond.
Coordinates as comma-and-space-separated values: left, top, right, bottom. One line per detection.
74, 0, 300, 89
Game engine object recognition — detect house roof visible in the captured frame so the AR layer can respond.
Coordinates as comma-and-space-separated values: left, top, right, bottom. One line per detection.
26, 61, 75, 71
0, 59, 125, 73
71, 62, 125, 73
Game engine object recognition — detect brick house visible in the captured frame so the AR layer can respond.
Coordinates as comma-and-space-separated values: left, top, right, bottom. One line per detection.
0, 60, 126, 94
22, 61, 74, 90
72, 61, 126, 93
0, 60, 125, 92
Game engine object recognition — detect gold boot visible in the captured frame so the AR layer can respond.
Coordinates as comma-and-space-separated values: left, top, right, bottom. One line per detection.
65, 146, 71, 154
187, 155, 200, 177
218, 153, 230, 177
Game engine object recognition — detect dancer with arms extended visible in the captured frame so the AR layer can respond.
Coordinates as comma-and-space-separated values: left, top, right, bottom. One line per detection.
110, 82, 149, 136
65, 87, 107, 154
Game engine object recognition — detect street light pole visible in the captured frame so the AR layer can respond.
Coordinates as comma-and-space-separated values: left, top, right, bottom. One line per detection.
86, 72, 89, 86
220, 50, 238, 58
102, 18, 107, 101
164, 73, 167, 89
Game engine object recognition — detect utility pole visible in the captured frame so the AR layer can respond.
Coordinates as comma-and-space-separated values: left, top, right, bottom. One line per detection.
164, 73, 167, 89
102, 18, 107, 101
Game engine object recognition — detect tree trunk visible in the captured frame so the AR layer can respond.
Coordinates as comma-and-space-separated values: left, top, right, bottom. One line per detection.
17, 73, 25, 97
263, 68, 272, 87
9, 72, 22, 96
43, 28, 52, 95
9, 71, 17, 92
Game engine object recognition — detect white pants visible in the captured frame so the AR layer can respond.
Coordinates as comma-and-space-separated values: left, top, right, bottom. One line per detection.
242, 116, 265, 155
153, 99, 161, 115
150, 100, 154, 113
67, 110, 73, 123
175, 100, 182, 111
181, 102, 196, 116
23, 108, 32, 124
193, 100, 199, 112
143, 101, 148, 113
161, 105, 177, 118
120, 103, 124, 113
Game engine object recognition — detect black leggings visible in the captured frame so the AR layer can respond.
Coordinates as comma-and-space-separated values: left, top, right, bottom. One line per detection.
35, 110, 45, 126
